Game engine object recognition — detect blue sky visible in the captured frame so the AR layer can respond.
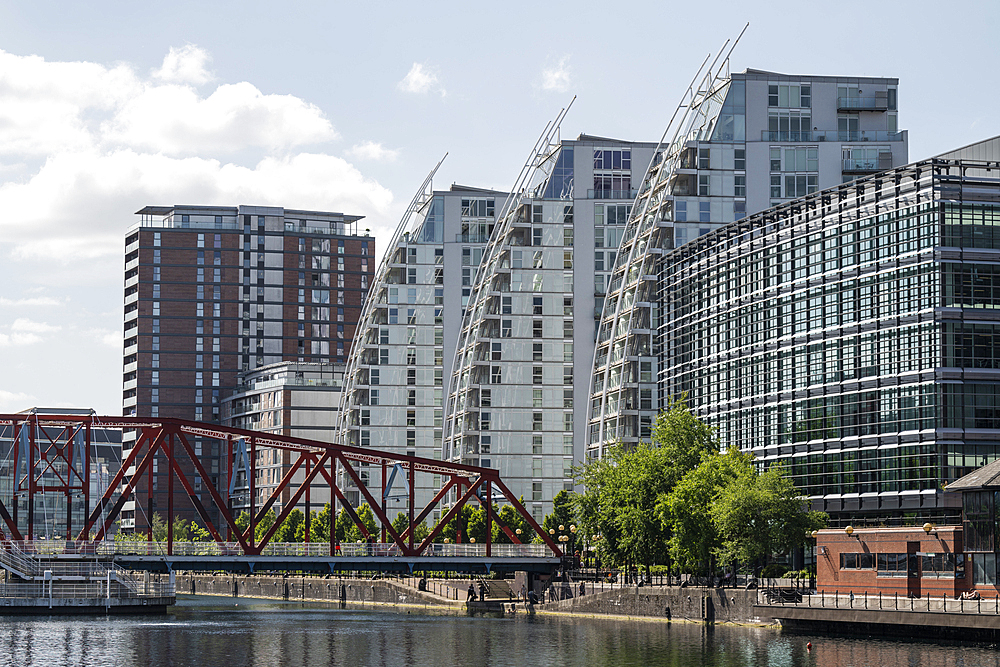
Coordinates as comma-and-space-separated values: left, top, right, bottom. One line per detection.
1, 0, 998, 414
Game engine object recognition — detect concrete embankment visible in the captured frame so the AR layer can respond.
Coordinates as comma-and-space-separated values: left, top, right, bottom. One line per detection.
175, 573, 465, 610
534, 585, 765, 625
758, 599, 1000, 641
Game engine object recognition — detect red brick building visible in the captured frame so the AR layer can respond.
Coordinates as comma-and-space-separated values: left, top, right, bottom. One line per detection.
816, 525, 968, 598
121, 205, 374, 532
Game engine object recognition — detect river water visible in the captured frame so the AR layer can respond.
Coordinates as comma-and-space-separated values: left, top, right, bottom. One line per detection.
1, 595, 999, 666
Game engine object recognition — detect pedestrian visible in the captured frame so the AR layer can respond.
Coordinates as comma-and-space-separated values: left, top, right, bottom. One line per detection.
521, 583, 527, 603
478, 581, 486, 602
467, 583, 476, 602
579, 581, 586, 597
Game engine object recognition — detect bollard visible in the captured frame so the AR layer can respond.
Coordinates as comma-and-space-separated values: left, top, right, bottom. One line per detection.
927, 592, 929, 612
879, 591, 882, 609
895, 592, 897, 610
836, 590, 839, 608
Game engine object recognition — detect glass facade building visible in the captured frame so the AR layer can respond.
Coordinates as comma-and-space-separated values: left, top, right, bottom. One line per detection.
605, 136, 1000, 525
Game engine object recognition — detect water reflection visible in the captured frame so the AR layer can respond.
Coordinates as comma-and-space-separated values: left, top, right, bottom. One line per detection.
0, 596, 998, 666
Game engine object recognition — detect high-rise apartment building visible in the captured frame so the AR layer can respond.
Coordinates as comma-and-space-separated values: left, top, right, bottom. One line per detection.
590, 65, 908, 457
445, 125, 659, 520
339, 157, 509, 512
122, 205, 373, 530
222, 361, 343, 514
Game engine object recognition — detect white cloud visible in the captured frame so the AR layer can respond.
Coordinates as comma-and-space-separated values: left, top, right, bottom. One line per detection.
540, 56, 572, 94
397, 63, 445, 97
0, 332, 42, 346
0, 389, 35, 412
347, 141, 400, 162
87, 328, 121, 348
0, 296, 63, 306
0, 148, 392, 261
0, 46, 394, 263
152, 45, 213, 86
11, 318, 60, 333
106, 82, 338, 155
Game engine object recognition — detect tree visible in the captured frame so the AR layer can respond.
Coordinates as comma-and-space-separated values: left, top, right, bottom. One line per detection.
711, 462, 827, 572
344, 503, 377, 543
274, 509, 304, 542
540, 491, 578, 552
495, 501, 534, 544
659, 448, 752, 576
310, 503, 333, 542
575, 400, 717, 577
441, 504, 474, 543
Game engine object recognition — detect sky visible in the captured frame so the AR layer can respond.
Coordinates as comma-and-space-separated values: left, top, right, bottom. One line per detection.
0, 0, 998, 415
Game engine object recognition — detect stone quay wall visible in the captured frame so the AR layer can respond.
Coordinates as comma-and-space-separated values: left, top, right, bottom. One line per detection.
536, 585, 766, 624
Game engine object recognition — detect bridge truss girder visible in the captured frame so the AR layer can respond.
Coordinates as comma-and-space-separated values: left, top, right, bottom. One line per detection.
0, 415, 561, 559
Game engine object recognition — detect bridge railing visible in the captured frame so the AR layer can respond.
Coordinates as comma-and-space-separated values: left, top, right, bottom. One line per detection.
104, 540, 552, 558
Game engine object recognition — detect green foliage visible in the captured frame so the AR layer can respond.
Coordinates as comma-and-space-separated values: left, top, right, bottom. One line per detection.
711, 462, 827, 569
273, 509, 304, 542
659, 448, 751, 573
539, 491, 579, 552
575, 400, 717, 571
310, 503, 332, 542
123, 513, 211, 542
344, 503, 377, 543
495, 501, 534, 544
441, 504, 474, 543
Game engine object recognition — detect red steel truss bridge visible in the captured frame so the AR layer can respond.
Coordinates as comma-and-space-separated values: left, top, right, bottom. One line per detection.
0, 414, 561, 575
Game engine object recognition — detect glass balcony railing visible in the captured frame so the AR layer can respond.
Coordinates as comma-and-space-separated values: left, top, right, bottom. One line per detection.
587, 189, 638, 200
455, 233, 492, 243
761, 131, 904, 142
843, 158, 893, 173
837, 97, 889, 111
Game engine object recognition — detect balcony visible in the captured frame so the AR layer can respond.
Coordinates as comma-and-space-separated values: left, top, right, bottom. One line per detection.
761, 130, 904, 142
455, 233, 492, 243
843, 157, 893, 175
837, 96, 888, 112
587, 189, 638, 200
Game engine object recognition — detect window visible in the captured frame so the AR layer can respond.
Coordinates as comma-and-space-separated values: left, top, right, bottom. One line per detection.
698, 175, 709, 196
533, 343, 543, 362
593, 149, 631, 170
840, 553, 875, 569
674, 201, 687, 222
407, 368, 416, 385
492, 342, 502, 361
699, 202, 710, 223
734, 175, 746, 197
491, 365, 502, 384
533, 389, 543, 408
533, 296, 543, 315
734, 149, 745, 171
501, 319, 512, 337
533, 320, 543, 338
533, 366, 543, 385
532, 412, 542, 431
698, 148, 709, 170
563, 366, 573, 385
502, 296, 512, 314
768, 84, 809, 108
370, 369, 379, 385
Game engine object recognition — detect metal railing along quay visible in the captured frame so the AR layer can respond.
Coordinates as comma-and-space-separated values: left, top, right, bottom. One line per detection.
761, 590, 1000, 615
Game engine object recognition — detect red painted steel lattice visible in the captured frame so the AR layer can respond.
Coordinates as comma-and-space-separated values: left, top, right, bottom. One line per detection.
0, 414, 561, 558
